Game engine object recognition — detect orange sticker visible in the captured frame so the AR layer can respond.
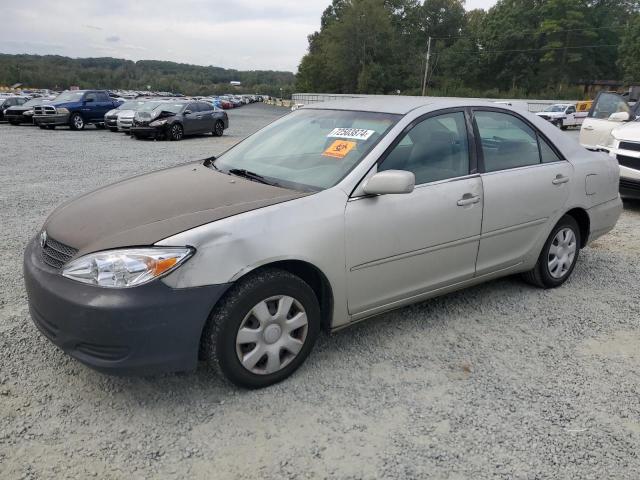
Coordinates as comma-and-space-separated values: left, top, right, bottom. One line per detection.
323, 140, 357, 159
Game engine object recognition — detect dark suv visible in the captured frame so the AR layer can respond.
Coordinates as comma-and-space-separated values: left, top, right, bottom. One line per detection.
130, 101, 228, 141
1, 96, 29, 121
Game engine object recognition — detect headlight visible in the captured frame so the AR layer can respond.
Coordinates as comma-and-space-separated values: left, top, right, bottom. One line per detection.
56, 107, 69, 114
24, 110, 34, 116
149, 119, 167, 127
62, 247, 193, 288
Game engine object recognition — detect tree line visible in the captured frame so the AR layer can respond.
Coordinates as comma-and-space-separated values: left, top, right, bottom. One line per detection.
0, 54, 296, 97
296, 0, 640, 99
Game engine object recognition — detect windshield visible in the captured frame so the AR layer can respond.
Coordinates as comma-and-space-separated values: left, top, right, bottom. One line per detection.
544, 105, 566, 112
153, 103, 186, 114
119, 101, 147, 110
137, 101, 165, 112
214, 109, 400, 191
54, 91, 84, 103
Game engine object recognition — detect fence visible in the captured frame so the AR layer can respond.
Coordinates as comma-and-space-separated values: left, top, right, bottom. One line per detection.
291, 93, 574, 113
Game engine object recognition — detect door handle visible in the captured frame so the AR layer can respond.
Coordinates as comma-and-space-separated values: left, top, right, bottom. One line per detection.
552, 175, 570, 185
583, 126, 594, 131
457, 194, 480, 206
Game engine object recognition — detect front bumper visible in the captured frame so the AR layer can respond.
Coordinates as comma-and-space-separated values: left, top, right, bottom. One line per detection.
23, 238, 231, 375
620, 176, 640, 200
130, 126, 161, 138
34, 113, 70, 126
5, 113, 31, 124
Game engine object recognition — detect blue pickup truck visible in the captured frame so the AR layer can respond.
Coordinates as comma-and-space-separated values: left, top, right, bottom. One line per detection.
33, 90, 122, 130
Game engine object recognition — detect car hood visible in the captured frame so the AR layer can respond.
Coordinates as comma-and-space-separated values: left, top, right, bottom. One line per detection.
43, 161, 309, 258
116, 110, 135, 118
613, 121, 640, 142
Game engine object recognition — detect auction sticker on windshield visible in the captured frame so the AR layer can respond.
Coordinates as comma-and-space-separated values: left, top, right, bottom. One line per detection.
323, 140, 357, 159
327, 128, 375, 141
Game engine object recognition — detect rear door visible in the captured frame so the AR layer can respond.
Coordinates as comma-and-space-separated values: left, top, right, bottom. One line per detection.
473, 109, 573, 275
93, 92, 114, 120
580, 92, 633, 149
197, 102, 215, 133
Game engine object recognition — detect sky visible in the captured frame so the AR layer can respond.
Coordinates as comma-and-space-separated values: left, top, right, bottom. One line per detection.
0, 0, 499, 73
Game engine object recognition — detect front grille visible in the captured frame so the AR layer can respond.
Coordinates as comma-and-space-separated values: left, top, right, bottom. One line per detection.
34, 105, 56, 115
617, 154, 640, 171
619, 141, 640, 152
42, 236, 77, 269
620, 178, 640, 191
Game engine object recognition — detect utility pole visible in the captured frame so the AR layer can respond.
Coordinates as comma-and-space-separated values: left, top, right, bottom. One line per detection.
422, 36, 432, 96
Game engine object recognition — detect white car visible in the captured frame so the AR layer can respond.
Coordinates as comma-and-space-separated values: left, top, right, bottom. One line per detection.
579, 92, 640, 199
536, 103, 585, 130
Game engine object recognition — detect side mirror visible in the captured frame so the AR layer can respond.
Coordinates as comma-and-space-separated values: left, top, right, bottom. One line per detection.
184, 109, 192, 115
363, 170, 415, 195
608, 111, 630, 122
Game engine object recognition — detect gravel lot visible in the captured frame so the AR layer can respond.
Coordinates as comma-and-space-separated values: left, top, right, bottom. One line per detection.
1, 104, 639, 479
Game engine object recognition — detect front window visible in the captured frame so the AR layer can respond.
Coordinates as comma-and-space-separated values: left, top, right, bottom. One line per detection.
54, 91, 84, 103
544, 105, 565, 112
213, 109, 400, 191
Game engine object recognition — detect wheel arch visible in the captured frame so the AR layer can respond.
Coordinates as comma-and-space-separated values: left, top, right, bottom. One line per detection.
565, 207, 590, 248
233, 260, 334, 332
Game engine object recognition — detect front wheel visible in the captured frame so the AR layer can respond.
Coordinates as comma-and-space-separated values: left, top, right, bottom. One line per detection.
522, 215, 580, 288
169, 123, 183, 141
69, 113, 84, 130
38, 125, 47, 129
202, 268, 321, 389
212, 120, 224, 137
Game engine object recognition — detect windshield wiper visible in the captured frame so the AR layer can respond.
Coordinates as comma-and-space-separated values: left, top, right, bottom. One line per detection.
228, 168, 277, 186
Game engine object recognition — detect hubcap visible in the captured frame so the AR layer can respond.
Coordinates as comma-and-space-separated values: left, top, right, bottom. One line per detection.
235, 295, 308, 375
74, 116, 83, 128
548, 227, 577, 279
173, 125, 182, 139
215, 123, 223, 135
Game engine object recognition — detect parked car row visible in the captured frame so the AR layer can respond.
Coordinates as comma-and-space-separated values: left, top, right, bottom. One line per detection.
2, 89, 231, 141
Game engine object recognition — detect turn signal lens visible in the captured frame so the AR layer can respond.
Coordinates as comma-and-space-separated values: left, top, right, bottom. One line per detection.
62, 247, 193, 288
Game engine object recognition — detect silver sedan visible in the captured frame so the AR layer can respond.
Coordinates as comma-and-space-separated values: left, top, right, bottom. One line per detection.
24, 98, 622, 388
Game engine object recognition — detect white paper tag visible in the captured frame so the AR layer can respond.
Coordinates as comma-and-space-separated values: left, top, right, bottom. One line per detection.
327, 128, 375, 141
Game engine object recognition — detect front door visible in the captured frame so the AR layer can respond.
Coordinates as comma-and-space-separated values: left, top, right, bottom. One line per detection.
345, 110, 483, 315
182, 103, 200, 134
472, 109, 573, 275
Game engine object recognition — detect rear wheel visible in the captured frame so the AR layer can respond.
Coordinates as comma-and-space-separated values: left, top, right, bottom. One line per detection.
169, 123, 183, 141
213, 120, 224, 137
522, 215, 580, 288
202, 268, 321, 389
69, 113, 84, 130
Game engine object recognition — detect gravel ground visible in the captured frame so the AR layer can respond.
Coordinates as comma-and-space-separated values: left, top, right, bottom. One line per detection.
1, 104, 639, 479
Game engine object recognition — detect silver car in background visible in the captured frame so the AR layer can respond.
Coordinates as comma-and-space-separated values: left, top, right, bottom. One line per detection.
104, 100, 148, 132
24, 98, 622, 389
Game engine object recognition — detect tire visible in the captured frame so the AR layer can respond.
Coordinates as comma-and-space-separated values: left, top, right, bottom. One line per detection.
522, 214, 581, 289
202, 268, 321, 389
169, 123, 183, 141
46, 125, 56, 130
38, 125, 47, 130
95, 123, 106, 130
131, 133, 140, 140
108, 127, 118, 132
9, 120, 19, 126
69, 113, 84, 130
213, 120, 224, 137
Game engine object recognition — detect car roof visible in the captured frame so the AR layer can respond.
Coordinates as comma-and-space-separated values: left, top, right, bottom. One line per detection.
301, 96, 510, 115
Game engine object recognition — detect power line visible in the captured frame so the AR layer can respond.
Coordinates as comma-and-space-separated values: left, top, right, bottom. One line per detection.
440, 43, 619, 56
428, 25, 624, 41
